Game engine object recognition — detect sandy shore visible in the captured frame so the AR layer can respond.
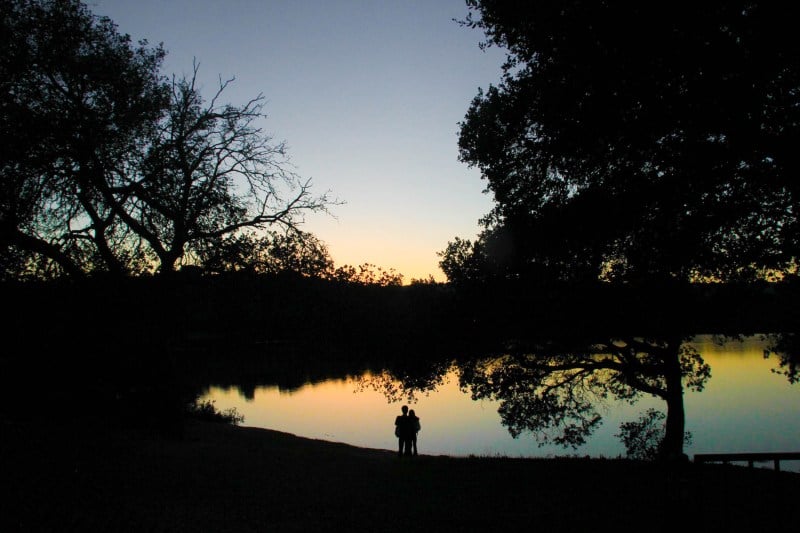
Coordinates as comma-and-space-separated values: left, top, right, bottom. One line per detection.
2, 417, 798, 532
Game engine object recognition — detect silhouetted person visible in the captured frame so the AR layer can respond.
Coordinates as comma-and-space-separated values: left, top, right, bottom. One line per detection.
394, 405, 413, 457
408, 409, 421, 456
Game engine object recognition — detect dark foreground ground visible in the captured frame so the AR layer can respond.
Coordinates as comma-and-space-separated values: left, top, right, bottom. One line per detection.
2, 417, 798, 533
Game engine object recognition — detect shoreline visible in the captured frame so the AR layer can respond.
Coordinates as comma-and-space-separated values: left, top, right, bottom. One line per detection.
2, 417, 799, 531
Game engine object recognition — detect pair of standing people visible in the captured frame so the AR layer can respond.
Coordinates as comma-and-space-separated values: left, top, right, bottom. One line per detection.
394, 405, 421, 457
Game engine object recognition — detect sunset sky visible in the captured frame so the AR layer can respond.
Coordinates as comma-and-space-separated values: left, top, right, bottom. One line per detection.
88, 0, 507, 281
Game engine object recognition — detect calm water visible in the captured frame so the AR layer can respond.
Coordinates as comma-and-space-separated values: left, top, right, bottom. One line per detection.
201, 335, 800, 470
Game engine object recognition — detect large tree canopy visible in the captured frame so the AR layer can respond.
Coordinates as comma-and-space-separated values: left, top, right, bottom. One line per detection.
1, 0, 332, 279
450, 1, 800, 284
1, 0, 168, 277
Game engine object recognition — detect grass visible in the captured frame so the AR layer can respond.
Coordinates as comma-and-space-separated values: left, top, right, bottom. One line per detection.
1, 416, 798, 532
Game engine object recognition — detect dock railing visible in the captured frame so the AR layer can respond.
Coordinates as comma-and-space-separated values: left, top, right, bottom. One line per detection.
694, 452, 800, 472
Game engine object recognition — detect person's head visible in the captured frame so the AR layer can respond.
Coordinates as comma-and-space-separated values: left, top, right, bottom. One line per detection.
401, 405, 408, 415
409, 409, 416, 417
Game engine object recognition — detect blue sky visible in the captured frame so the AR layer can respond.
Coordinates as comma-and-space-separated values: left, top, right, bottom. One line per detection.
88, 1, 506, 281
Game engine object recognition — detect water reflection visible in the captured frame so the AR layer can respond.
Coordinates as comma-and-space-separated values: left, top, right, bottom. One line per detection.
201, 335, 800, 470
454, 335, 707, 459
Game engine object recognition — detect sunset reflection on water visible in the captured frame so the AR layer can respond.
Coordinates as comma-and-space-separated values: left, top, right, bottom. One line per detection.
201, 335, 800, 470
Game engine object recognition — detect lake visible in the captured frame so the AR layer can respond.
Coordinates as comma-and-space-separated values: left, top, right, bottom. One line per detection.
200, 334, 800, 470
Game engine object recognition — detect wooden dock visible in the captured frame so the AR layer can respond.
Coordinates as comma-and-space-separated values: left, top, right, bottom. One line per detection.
694, 452, 800, 472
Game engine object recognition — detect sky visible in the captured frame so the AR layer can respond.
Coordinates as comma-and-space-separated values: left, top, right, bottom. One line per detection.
87, 0, 507, 282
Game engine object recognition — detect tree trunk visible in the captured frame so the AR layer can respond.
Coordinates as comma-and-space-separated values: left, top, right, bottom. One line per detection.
660, 338, 687, 461
158, 253, 179, 275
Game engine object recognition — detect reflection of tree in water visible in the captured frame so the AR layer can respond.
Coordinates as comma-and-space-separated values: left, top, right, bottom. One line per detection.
356, 359, 456, 404
456, 337, 710, 459
764, 333, 800, 384
366, 336, 712, 460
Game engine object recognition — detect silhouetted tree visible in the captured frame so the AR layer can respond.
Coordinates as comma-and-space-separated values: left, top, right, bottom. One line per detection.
1, 1, 334, 278
441, 2, 799, 457
458, 336, 709, 459
131, 65, 333, 275
409, 275, 438, 286
329, 263, 404, 286
437, 237, 484, 285
615, 408, 692, 461
357, 361, 455, 405
195, 229, 333, 277
1, 0, 167, 278
447, 1, 800, 284
764, 332, 800, 384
